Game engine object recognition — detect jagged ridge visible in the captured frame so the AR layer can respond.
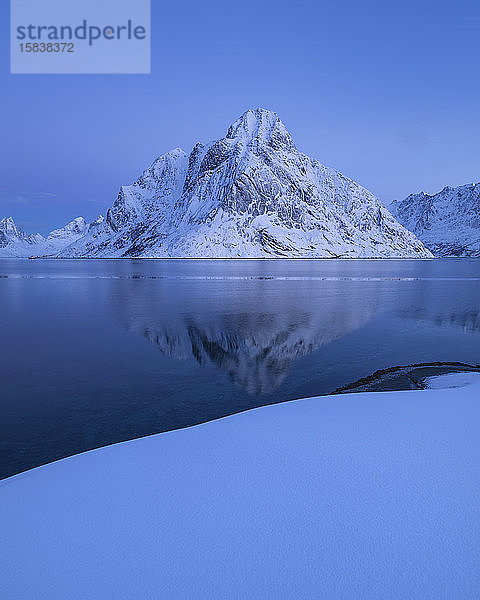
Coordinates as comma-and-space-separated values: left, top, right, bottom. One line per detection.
4, 109, 434, 259
0, 216, 96, 257
391, 183, 480, 257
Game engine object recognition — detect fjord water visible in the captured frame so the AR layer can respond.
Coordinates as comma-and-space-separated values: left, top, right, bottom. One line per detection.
1, 258, 479, 479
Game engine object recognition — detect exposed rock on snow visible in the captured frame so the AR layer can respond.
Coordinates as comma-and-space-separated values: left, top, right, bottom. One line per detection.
334, 362, 480, 394
59, 108, 432, 258
391, 183, 480, 256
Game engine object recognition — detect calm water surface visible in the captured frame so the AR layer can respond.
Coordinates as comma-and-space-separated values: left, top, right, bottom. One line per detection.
1, 258, 479, 478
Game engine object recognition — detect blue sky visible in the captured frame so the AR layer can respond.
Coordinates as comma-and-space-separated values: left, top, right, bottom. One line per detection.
1, 0, 480, 234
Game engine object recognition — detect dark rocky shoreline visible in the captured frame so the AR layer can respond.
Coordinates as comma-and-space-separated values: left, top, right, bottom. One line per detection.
332, 361, 480, 394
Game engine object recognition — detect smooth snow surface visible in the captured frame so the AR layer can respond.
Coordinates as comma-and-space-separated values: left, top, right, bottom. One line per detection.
2, 383, 480, 599
424, 372, 480, 389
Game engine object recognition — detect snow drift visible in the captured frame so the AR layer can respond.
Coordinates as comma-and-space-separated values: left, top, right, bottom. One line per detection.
1, 374, 480, 599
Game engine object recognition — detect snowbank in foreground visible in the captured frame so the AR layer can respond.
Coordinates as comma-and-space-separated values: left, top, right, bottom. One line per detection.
2, 376, 480, 599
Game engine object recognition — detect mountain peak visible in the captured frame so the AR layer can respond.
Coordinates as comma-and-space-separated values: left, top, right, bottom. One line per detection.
165, 148, 186, 158
47, 217, 87, 240
56, 108, 432, 259
226, 108, 296, 151
0, 216, 17, 228
3, 109, 433, 260
0, 216, 27, 238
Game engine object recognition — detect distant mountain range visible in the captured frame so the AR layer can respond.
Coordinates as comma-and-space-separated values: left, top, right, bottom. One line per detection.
0, 216, 96, 258
391, 183, 480, 257
2, 108, 473, 259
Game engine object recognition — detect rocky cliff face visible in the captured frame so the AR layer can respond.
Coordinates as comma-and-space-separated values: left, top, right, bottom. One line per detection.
59, 108, 432, 258
391, 183, 480, 257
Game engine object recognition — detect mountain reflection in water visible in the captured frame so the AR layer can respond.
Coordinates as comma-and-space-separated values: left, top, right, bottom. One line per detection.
113, 278, 379, 395
1, 258, 480, 479
111, 269, 480, 396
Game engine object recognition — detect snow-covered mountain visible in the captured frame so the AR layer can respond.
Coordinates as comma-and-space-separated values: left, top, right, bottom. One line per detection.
45, 217, 88, 250
0, 217, 42, 257
0, 216, 92, 257
390, 183, 480, 257
58, 108, 432, 258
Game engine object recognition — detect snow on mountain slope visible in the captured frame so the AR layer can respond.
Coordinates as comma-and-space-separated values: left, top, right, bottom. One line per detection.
390, 183, 480, 257
0, 216, 92, 257
47, 217, 87, 241
64, 149, 189, 258
60, 109, 432, 258
44, 217, 88, 253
